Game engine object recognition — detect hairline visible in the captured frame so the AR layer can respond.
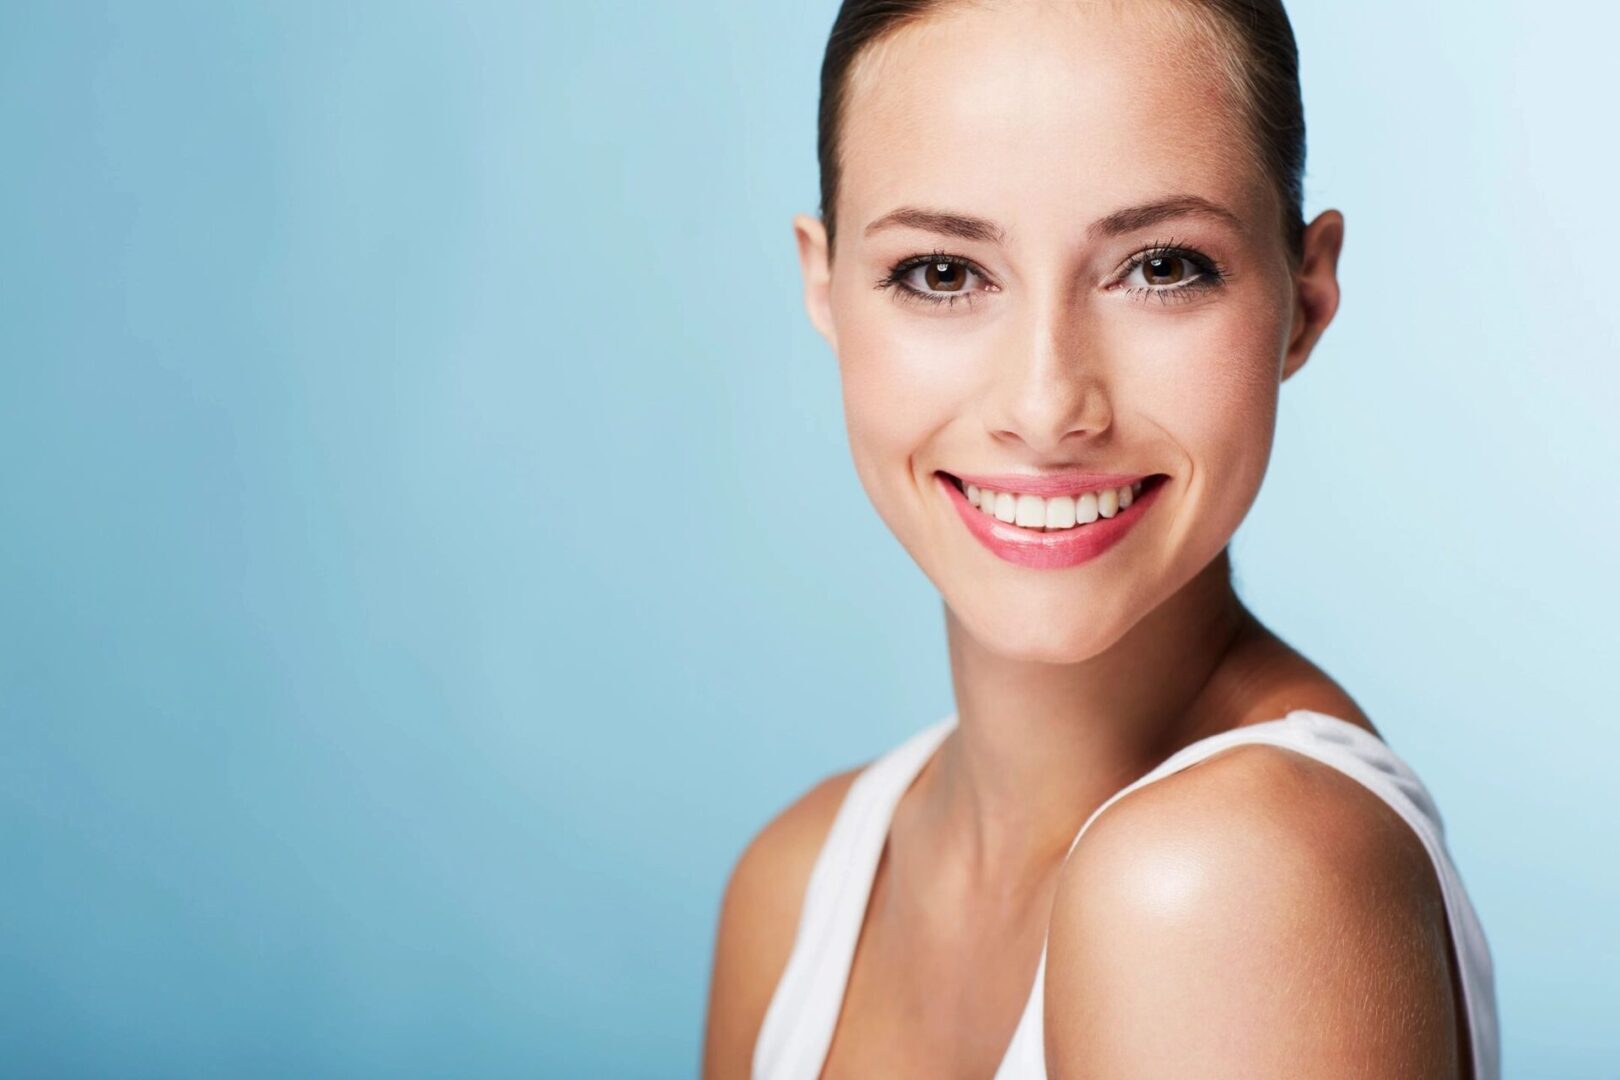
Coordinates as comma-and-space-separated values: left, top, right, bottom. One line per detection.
823, 0, 1300, 269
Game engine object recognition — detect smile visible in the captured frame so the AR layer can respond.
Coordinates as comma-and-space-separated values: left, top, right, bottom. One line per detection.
935, 471, 1168, 570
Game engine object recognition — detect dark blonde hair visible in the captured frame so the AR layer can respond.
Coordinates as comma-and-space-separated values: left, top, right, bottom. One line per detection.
816, 0, 1307, 262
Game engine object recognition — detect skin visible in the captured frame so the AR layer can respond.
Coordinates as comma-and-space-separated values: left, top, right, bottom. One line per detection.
703, 1, 1467, 1077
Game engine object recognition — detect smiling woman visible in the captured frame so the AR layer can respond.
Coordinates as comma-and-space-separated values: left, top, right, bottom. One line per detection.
701, 1, 1499, 1078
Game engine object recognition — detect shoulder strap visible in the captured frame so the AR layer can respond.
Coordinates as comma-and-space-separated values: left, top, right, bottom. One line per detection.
1060, 708, 1443, 860
752, 715, 957, 1080
996, 710, 1500, 1080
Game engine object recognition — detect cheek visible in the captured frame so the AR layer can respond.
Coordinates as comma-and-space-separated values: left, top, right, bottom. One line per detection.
1113, 304, 1284, 507
834, 304, 978, 483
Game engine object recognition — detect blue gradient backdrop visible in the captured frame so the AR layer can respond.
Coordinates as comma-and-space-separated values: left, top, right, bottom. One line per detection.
2, 2, 1615, 1075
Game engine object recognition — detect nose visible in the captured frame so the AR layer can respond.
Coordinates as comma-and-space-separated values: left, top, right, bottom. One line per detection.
980, 289, 1113, 456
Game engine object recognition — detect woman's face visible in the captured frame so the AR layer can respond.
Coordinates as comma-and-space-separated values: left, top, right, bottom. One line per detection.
795, 1, 1340, 663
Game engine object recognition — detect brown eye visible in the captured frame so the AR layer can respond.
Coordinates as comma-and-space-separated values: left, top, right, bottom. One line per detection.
1118, 245, 1224, 302
923, 260, 967, 292
877, 252, 993, 309
1142, 255, 1187, 286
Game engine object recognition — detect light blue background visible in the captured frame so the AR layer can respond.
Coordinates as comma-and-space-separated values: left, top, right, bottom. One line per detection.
2, 1, 1615, 1075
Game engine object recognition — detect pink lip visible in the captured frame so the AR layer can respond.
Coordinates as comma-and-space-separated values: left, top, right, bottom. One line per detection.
937, 472, 1166, 570
950, 470, 1149, 498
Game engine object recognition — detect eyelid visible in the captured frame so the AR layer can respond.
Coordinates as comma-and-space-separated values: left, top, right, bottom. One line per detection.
1112, 240, 1226, 300
1115, 239, 1221, 276
876, 250, 997, 308
884, 250, 994, 285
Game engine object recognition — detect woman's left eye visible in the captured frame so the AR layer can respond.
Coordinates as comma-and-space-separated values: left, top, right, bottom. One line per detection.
1118, 245, 1225, 303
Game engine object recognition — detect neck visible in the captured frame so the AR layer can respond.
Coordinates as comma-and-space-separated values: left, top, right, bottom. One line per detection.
926, 548, 1256, 888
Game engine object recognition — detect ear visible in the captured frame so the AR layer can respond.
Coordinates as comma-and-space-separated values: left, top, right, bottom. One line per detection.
792, 212, 837, 350
1281, 209, 1345, 382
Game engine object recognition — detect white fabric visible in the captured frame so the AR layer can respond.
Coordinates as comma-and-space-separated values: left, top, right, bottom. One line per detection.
751, 709, 1499, 1079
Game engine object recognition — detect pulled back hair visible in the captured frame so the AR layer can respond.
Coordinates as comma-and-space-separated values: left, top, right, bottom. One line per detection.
816, 0, 1307, 263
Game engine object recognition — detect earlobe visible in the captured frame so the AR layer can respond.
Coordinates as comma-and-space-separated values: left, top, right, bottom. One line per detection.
1281, 209, 1345, 382
792, 213, 838, 350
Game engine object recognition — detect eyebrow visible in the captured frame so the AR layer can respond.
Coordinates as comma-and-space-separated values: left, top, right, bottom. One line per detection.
861, 194, 1243, 244
862, 206, 1007, 244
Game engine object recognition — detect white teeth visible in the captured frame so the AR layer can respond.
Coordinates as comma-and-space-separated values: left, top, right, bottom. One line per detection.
1014, 493, 1045, 527
1045, 495, 1076, 529
1097, 487, 1118, 518
956, 476, 1152, 532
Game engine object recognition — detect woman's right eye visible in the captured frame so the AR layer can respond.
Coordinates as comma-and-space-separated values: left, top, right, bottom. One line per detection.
875, 252, 993, 310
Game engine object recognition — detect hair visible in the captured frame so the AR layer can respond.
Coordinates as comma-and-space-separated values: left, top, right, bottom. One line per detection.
816, 0, 1308, 264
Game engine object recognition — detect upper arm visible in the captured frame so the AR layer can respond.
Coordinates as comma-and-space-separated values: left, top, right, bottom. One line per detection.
700, 766, 864, 1080
1044, 745, 1460, 1080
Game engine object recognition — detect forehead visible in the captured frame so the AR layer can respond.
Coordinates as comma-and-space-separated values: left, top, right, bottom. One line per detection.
839, 0, 1269, 240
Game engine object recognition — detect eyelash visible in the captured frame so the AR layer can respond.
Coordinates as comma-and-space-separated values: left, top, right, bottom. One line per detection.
873, 250, 991, 311
872, 239, 1228, 310
1118, 238, 1227, 305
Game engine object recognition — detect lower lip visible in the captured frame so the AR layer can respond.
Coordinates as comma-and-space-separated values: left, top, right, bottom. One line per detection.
936, 472, 1166, 570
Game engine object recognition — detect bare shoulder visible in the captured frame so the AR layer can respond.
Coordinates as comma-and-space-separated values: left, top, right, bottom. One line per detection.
700, 761, 867, 1080
1045, 738, 1460, 1078
1223, 627, 1380, 737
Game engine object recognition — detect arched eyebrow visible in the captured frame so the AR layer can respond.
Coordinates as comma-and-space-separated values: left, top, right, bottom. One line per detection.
1088, 195, 1243, 238
861, 195, 1242, 244
862, 207, 1006, 244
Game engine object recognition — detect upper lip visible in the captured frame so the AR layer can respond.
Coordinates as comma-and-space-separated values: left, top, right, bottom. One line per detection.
942, 469, 1157, 498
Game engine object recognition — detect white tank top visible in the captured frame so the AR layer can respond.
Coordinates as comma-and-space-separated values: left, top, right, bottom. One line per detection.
752, 709, 1500, 1079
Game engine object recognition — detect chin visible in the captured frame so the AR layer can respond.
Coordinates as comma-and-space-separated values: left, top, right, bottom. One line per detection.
952, 599, 1134, 665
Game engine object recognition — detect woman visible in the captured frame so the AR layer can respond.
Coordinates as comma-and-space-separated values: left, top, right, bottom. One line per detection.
703, 1, 1499, 1076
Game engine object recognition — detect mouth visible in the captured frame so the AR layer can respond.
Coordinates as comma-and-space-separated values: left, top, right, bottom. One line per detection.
934, 470, 1169, 570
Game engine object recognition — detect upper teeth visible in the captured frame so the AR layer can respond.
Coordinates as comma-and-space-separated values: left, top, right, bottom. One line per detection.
964, 479, 1145, 530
